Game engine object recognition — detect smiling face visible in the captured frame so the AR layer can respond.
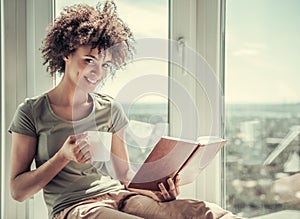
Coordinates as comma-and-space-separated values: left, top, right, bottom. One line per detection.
41, 3, 134, 76
64, 45, 112, 93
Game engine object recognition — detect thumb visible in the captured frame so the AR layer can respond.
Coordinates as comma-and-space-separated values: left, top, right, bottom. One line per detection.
69, 135, 76, 144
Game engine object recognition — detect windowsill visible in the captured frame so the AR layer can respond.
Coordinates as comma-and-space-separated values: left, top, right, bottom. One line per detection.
250, 210, 300, 219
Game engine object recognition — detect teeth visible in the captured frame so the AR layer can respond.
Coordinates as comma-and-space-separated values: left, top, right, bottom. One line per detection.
85, 77, 97, 84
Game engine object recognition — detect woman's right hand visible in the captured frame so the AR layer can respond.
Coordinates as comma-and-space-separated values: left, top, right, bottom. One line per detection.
10, 132, 92, 202
58, 133, 92, 164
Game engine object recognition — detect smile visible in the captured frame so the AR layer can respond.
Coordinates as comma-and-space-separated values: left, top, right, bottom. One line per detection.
84, 76, 99, 85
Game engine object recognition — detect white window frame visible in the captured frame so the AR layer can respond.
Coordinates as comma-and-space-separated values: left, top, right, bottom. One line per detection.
0, 0, 3, 217
170, 0, 223, 204
1, 0, 53, 218
0, 0, 223, 218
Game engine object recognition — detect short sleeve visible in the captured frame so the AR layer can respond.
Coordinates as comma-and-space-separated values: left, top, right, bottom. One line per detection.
8, 100, 37, 137
110, 100, 129, 133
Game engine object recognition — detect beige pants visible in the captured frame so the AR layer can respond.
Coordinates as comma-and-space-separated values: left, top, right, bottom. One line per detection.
54, 190, 242, 219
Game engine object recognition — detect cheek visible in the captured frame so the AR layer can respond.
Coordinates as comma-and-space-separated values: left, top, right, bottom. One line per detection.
75, 66, 85, 78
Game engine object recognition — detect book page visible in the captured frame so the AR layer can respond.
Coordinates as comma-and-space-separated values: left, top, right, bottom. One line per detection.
179, 138, 226, 185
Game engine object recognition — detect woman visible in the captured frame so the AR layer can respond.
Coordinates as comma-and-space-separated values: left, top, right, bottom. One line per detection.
9, 2, 241, 219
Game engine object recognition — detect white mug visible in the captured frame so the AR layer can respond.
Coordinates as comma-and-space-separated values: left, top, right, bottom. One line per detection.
86, 131, 112, 161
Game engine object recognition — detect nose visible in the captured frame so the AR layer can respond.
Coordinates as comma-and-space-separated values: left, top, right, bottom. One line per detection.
89, 62, 107, 79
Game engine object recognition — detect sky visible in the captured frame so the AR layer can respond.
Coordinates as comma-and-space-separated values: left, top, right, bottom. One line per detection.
56, 0, 300, 104
56, 0, 168, 39
225, 0, 300, 104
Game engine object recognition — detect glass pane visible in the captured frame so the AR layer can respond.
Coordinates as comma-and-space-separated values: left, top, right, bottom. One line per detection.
224, 0, 300, 218
55, 0, 169, 167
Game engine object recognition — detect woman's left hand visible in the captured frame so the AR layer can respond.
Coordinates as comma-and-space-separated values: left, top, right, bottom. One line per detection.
126, 175, 180, 202
155, 175, 180, 201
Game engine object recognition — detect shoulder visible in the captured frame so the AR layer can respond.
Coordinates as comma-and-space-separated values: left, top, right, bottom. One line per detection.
91, 92, 126, 113
91, 92, 121, 109
91, 93, 129, 133
17, 94, 47, 112
91, 92, 114, 104
9, 94, 47, 137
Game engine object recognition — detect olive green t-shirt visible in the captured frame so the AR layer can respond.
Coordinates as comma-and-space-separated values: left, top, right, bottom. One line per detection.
9, 93, 128, 218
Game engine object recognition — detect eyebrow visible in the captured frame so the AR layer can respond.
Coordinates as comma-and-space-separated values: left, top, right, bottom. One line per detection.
84, 54, 112, 63
85, 54, 99, 61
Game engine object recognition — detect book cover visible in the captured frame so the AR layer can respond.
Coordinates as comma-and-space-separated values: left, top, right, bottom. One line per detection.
128, 136, 226, 191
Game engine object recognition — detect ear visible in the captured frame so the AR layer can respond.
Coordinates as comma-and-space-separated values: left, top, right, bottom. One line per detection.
63, 56, 70, 62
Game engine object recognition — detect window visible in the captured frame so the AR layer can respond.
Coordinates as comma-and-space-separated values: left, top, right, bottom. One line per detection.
55, 0, 169, 168
2, 0, 222, 218
224, 0, 300, 217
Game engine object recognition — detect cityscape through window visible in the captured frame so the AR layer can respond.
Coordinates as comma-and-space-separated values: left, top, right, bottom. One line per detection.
224, 0, 300, 217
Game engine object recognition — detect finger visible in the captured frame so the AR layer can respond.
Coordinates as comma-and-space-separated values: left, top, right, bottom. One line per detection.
167, 178, 177, 198
76, 149, 92, 163
82, 151, 92, 164
74, 132, 88, 141
71, 139, 89, 162
77, 143, 93, 162
175, 174, 180, 184
167, 178, 175, 190
158, 183, 171, 201
78, 140, 95, 159
77, 139, 88, 150
175, 175, 180, 195
82, 148, 92, 160
71, 142, 81, 155
69, 135, 77, 144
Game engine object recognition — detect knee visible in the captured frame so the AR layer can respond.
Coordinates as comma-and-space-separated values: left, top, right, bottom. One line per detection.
159, 199, 213, 219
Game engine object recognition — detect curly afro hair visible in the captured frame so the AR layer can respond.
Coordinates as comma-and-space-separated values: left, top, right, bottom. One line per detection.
41, 1, 134, 76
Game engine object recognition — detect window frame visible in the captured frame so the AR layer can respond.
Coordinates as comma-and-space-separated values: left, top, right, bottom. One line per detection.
1, 0, 29, 218
170, 0, 223, 203
0, 0, 3, 217
1, 0, 53, 218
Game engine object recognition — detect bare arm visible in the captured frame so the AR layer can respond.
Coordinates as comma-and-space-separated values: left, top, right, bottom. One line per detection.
10, 132, 89, 202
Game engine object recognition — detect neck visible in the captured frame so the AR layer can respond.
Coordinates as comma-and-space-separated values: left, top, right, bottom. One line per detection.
49, 78, 89, 106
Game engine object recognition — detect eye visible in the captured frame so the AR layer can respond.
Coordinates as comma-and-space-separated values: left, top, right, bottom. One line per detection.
102, 63, 112, 69
84, 58, 95, 64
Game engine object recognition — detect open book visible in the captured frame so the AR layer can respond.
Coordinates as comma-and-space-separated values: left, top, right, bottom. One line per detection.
128, 136, 226, 191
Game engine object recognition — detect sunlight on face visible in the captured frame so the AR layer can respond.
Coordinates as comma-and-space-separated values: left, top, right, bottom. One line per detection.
66, 46, 113, 93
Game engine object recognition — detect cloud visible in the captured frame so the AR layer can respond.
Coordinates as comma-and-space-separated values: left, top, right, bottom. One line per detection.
231, 42, 267, 57
232, 49, 259, 56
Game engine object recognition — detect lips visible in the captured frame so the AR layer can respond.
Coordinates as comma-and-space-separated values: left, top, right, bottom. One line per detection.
84, 76, 99, 85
